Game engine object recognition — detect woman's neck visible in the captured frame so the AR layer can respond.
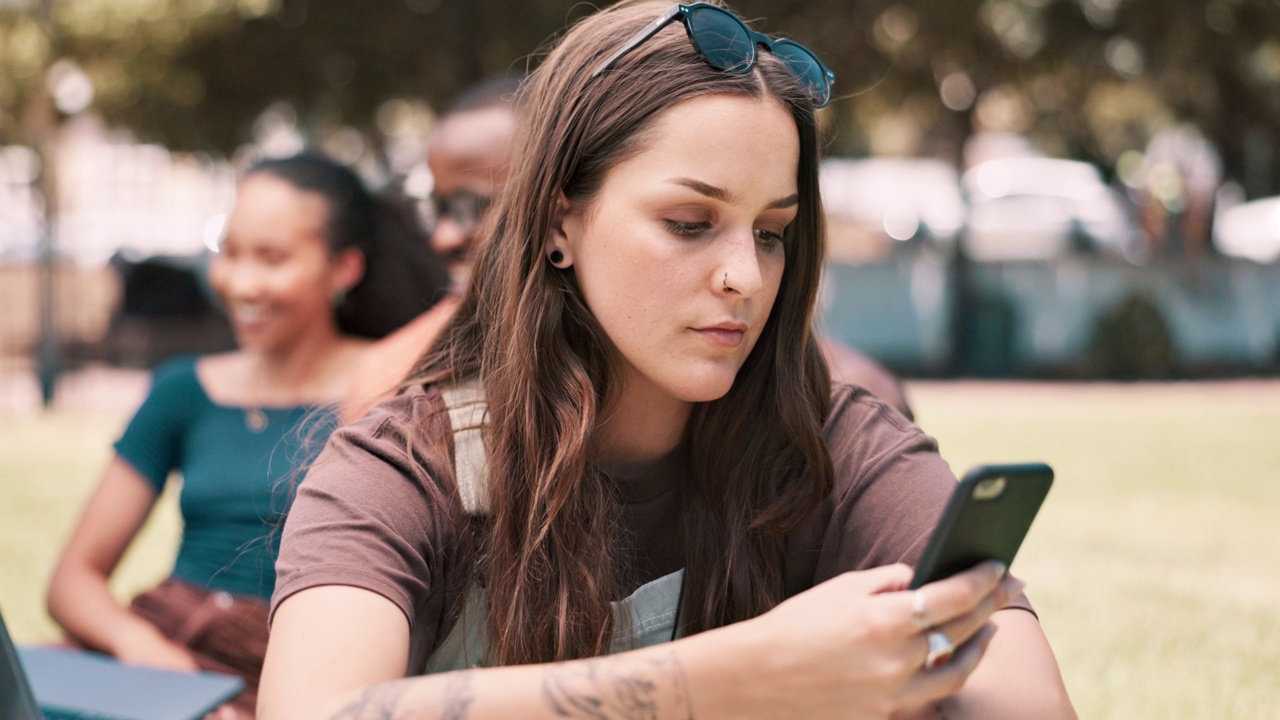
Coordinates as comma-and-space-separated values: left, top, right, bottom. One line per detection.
246, 328, 364, 405
597, 378, 692, 470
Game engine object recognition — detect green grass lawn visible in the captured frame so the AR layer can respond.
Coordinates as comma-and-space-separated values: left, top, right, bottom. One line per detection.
0, 410, 181, 645
910, 381, 1280, 720
2, 379, 1277, 718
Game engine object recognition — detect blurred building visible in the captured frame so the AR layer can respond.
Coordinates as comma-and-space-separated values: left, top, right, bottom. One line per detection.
0, 116, 237, 371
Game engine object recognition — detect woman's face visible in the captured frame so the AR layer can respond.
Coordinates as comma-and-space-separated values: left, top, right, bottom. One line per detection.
209, 173, 356, 354
557, 93, 799, 411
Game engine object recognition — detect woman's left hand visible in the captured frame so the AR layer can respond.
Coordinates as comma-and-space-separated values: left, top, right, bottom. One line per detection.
706, 560, 1019, 720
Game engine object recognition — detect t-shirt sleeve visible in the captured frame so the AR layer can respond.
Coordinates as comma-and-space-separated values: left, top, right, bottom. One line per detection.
271, 387, 463, 630
112, 356, 199, 492
813, 384, 1035, 615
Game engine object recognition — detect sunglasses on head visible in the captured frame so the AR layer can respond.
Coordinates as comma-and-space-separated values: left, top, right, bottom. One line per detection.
591, 3, 835, 108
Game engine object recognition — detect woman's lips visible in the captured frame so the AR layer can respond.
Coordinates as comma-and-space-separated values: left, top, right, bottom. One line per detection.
693, 324, 747, 347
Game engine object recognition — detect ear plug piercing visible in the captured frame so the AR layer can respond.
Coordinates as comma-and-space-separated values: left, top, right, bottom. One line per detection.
549, 249, 565, 266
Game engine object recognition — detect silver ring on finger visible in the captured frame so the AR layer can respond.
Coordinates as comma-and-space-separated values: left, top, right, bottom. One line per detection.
924, 631, 955, 670
909, 589, 930, 631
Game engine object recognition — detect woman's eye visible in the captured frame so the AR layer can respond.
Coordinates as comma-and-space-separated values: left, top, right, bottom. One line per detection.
663, 219, 711, 237
754, 227, 786, 250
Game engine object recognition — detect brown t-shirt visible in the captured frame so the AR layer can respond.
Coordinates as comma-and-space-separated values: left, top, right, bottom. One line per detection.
274, 382, 1032, 672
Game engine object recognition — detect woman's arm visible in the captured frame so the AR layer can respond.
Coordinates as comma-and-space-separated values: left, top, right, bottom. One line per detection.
45, 457, 199, 670
916, 607, 1075, 719
259, 586, 411, 719
261, 562, 1017, 720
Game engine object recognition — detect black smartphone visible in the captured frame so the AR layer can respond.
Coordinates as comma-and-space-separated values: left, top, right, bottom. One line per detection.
908, 462, 1054, 589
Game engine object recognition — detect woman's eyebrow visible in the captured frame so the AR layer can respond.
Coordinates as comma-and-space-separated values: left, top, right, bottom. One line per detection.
666, 177, 799, 209
767, 194, 800, 210
668, 177, 731, 201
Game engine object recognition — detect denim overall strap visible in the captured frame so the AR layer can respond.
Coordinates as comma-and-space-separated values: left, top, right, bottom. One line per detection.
440, 382, 490, 514
423, 570, 686, 673
609, 568, 685, 653
423, 383, 685, 673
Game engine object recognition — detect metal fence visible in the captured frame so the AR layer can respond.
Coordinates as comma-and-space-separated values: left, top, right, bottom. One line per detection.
821, 252, 1280, 378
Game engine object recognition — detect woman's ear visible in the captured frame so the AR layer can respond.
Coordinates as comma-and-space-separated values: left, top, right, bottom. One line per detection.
545, 193, 577, 268
331, 247, 366, 295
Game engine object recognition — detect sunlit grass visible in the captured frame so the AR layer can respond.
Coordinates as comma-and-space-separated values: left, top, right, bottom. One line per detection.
0, 410, 180, 644
1, 379, 1277, 718
909, 381, 1280, 720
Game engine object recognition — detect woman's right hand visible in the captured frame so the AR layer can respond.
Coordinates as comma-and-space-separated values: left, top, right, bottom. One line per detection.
714, 560, 1020, 720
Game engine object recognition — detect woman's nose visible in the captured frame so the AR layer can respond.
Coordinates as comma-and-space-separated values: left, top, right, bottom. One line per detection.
431, 218, 472, 260
718, 230, 765, 297
216, 259, 265, 300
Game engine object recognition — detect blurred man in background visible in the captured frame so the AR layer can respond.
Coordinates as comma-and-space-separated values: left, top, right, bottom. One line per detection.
421, 75, 522, 290
343, 76, 519, 422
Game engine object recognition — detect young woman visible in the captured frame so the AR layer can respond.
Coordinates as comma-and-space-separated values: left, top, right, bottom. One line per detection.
261, 3, 1075, 719
46, 154, 449, 719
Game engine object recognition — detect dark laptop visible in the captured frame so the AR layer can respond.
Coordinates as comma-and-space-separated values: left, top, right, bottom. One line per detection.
1, 608, 243, 720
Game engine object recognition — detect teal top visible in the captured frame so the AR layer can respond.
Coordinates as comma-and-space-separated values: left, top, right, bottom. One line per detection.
113, 356, 337, 600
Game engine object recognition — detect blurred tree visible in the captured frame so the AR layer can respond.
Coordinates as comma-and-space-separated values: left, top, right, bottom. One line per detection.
2, 0, 1276, 395
759, 0, 1280, 194
1, 0, 593, 156
1, 0, 1277, 187
92, 0, 602, 154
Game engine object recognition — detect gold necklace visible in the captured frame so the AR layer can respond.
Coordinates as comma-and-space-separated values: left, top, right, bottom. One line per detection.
244, 357, 269, 433
245, 405, 268, 433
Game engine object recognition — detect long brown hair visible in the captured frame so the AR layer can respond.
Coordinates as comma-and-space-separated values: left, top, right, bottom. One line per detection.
411, 0, 833, 666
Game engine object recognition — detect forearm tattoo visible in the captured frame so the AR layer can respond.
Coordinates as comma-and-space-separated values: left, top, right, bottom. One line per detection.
332, 679, 412, 720
442, 672, 475, 720
330, 674, 475, 720
543, 651, 694, 719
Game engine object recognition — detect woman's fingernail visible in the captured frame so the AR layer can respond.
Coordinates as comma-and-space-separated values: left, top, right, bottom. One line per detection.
1004, 577, 1026, 599
990, 561, 1008, 578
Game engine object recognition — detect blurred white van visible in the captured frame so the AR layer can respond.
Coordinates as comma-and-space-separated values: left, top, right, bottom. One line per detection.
961, 157, 1136, 261
1214, 195, 1280, 263
820, 158, 965, 263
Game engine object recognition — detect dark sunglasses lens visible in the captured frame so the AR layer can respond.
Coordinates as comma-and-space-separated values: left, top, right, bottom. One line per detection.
432, 196, 450, 220
687, 7, 754, 72
432, 192, 488, 228
773, 41, 831, 107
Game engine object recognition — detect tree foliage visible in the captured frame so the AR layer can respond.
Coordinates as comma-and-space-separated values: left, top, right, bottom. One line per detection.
2, 0, 1278, 192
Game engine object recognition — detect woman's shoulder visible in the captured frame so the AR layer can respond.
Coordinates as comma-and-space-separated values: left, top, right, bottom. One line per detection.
190, 351, 243, 405
786, 383, 955, 591
300, 382, 464, 524
824, 381, 919, 439
822, 380, 942, 484
143, 354, 207, 400
335, 381, 451, 449
150, 353, 199, 377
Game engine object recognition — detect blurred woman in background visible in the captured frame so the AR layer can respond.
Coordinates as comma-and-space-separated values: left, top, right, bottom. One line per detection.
45, 153, 449, 719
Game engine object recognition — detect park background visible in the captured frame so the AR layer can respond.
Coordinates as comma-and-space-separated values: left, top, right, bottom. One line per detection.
2, 1, 1280, 718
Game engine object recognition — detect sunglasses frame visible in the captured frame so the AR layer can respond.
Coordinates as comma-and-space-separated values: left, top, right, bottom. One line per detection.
590, 3, 835, 108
